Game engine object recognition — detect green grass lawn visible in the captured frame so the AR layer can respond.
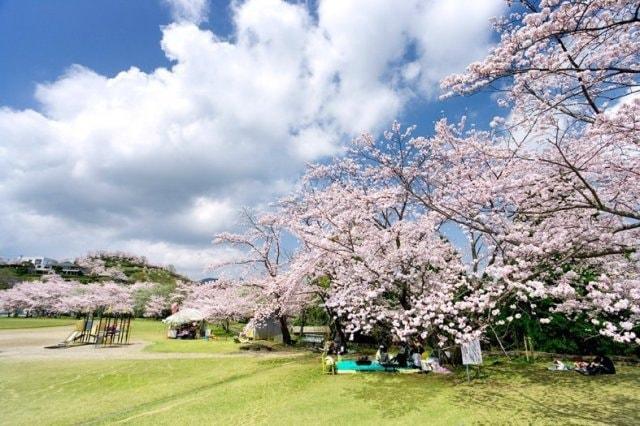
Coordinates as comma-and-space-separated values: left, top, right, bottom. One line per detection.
1, 318, 639, 425
129, 318, 242, 354
145, 337, 241, 354
0, 316, 76, 329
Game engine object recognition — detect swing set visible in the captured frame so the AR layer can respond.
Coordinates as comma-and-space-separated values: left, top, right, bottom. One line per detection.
46, 311, 132, 349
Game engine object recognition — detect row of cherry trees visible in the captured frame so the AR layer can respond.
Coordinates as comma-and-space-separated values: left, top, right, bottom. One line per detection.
0, 276, 172, 317
211, 0, 639, 347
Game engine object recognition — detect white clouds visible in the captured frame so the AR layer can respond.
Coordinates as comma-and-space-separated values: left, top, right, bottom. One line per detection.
164, 0, 209, 24
410, 0, 504, 94
0, 0, 503, 277
122, 239, 242, 275
184, 197, 237, 235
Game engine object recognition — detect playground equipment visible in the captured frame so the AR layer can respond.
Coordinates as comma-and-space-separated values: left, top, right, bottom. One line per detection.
46, 312, 132, 349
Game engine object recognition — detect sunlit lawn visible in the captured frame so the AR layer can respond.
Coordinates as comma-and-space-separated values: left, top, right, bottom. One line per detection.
131, 318, 243, 354
1, 318, 639, 425
0, 316, 76, 329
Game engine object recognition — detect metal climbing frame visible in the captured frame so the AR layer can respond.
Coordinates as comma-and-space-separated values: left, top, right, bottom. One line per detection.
73, 312, 132, 346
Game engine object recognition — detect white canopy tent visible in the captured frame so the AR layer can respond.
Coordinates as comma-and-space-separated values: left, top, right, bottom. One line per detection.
162, 308, 206, 325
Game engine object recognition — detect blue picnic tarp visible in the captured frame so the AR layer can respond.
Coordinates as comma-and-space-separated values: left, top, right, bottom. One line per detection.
336, 360, 395, 372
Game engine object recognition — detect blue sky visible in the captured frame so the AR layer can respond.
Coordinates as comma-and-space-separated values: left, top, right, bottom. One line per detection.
0, 0, 503, 277
0, 0, 231, 108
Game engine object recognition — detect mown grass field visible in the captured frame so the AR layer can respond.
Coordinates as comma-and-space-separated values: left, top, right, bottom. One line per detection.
0, 316, 76, 329
131, 318, 242, 354
0, 318, 639, 425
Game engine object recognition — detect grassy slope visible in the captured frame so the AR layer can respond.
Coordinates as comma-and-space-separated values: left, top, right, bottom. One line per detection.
0, 319, 639, 425
126, 267, 186, 286
0, 260, 189, 286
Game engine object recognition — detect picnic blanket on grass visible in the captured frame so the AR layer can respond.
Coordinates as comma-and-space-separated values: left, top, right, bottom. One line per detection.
336, 360, 421, 374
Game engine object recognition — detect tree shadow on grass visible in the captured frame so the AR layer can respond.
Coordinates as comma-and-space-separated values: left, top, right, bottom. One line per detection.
453, 365, 640, 425
344, 373, 445, 419
344, 365, 640, 424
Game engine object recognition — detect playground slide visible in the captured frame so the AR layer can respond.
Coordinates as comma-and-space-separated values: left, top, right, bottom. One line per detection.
64, 330, 83, 343
44, 330, 84, 349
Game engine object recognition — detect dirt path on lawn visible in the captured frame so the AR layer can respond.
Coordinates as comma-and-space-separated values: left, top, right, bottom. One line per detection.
0, 326, 301, 362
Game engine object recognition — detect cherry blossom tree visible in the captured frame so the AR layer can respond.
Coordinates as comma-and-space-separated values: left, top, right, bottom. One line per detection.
434, 0, 640, 344
283, 96, 638, 345
281, 126, 503, 347
442, 0, 639, 128
181, 280, 257, 330
169, 280, 196, 308
143, 295, 171, 318
75, 254, 129, 282
212, 210, 309, 344
404, 119, 639, 343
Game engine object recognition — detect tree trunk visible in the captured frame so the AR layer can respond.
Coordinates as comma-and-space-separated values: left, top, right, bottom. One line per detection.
299, 308, 307, 345
321, 303, 348, 351
279, 315, 292, 345
332, 316, 348, 350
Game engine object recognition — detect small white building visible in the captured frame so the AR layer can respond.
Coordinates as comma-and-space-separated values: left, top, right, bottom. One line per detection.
19, 256, 59, 271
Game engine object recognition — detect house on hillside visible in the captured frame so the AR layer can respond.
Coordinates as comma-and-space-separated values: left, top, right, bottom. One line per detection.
19, 256, 58, 272
199, 277, 218, 285
57, 260, 85, 276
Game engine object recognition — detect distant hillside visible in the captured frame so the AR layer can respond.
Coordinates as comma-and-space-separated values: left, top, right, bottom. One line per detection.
97, 253, 190, 285
0, 251, 191, 289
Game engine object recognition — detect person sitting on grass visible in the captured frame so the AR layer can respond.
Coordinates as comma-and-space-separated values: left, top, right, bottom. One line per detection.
578, 355, 616, 376
356, 355, 371, 365
574, 358, 589, 371
411, 345, 424, 369
324, 341, 337, 355
324, 354, 336, 373
393, 343, 410, 368
424, 353, 451, 374
334, 337, 348, 355
597, 355, 616, 375
549, 359, 569, 371
376, 345, 390, 364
